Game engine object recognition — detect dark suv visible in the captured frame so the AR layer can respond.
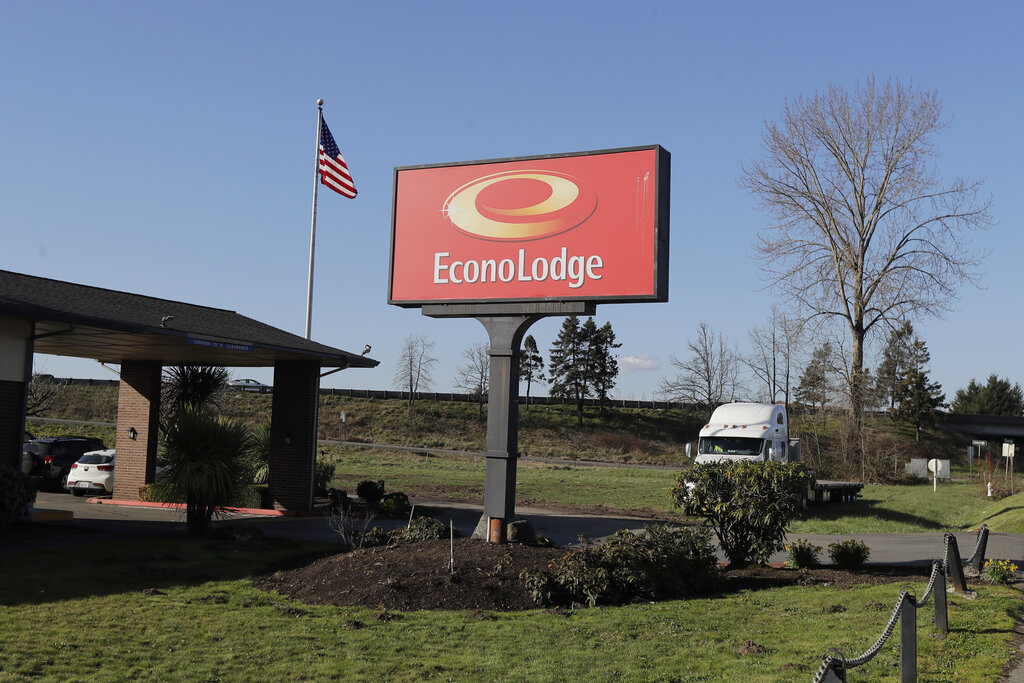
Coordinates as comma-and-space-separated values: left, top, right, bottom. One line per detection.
22, 436, 107, 491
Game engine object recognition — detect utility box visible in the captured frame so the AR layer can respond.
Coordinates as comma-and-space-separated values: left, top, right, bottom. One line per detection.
906, 458, 950, 480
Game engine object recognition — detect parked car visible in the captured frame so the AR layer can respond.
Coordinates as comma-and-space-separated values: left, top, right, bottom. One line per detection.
66, 449, 115, 496
21, 436, 107, 491
228, 378, 270, 393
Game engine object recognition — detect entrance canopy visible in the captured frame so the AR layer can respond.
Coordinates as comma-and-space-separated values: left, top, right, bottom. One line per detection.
2, 269, 377, 511
0, 270, 377, 369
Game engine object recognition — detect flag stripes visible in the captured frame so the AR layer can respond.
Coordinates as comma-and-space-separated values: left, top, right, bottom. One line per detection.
318, 117, 357, 198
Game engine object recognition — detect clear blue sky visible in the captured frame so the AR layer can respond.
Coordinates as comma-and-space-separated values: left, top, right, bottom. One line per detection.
3, 1, 1021, 401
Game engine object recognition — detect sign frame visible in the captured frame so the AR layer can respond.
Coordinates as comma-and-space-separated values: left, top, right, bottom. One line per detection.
388, 145, 670, 308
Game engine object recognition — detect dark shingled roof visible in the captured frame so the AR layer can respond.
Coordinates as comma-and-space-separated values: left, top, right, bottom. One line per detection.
0, 270, 378, 369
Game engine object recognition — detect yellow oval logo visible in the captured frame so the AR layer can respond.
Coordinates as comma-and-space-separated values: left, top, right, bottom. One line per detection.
442, 170, 597, 240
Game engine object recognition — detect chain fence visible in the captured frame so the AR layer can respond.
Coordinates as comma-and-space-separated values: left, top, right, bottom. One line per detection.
812, 525, 989, 682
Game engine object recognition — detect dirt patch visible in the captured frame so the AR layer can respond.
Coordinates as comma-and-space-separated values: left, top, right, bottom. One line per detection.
254, 538, 563, 611
253, 539, 929, 612
736, 639, 768, 655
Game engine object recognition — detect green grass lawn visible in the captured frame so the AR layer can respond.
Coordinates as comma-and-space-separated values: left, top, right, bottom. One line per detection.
327, 445, 1024, 535
327, 445, 679, 515
789, 481, 1023, 534
0, 537, 1017, 682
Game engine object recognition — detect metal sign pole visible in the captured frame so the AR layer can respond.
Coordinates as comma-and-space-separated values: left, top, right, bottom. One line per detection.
424, 301, 594, 542
972, 440, 986, 487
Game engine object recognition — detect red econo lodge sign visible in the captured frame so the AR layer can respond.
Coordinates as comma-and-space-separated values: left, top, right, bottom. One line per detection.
388, 145, 670, 306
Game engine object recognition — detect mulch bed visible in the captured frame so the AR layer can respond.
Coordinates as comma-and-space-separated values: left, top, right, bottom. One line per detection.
252, 538, 930, 612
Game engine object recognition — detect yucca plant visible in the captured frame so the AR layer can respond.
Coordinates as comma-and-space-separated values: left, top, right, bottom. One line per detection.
159, 404, 255, 537
250, 421, 272, 485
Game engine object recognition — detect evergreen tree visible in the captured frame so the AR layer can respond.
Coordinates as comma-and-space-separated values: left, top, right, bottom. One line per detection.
549, 316, 588, 424
876, 321, 914, 410
519, 334, 545, 410
795, 343, 833, 425
589, 321, 622, 414
951, 375, 1024, 416
548, 316, 621, 425
892, 339, 944, 442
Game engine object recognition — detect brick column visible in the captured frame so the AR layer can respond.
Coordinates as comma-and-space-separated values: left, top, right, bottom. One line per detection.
113, 360, 161, 501
0, 314, 33, 472
269, 360, 320, 511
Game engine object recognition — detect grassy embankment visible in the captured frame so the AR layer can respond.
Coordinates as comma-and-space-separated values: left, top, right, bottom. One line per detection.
0, 536, 1018, 681
31, 385, 703, 464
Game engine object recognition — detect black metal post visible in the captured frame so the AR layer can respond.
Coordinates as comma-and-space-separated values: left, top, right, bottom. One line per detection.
820, 661, 846, 682
900, 592, 916, 683
945, 533, 969, 594
971, 526, 989, 573
933, 560, 948, 634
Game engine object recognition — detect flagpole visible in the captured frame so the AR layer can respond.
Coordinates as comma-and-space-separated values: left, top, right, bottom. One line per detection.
305, 98, 324, 340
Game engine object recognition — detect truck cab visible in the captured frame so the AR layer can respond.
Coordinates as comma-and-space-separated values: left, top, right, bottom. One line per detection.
695, 403, 792, 465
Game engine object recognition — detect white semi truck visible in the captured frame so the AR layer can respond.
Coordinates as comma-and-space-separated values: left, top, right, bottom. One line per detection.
694, 402, 799, 465
693, 402, 863, 503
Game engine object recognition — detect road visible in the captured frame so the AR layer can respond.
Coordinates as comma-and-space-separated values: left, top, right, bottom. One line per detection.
14, 492, 1024, 568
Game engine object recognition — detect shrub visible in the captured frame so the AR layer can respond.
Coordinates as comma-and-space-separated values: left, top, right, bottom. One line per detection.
232, 484, 265, 509
0, 465, 36, 526
359, 526, 392, 548
327, 503, 380, 550
250, 421, 271, 485
982, 559, 1019, 584
828, 539, 870, 568
519, 524, 719, 607
671, 461, 811, 566
140, 482, 173, 502
356, 479, 384, 503
396, 516, 459, 542
313, 457, 335, 497
378, 492, 411, 519
785, 539, 822, 568
141, 481, 268, 509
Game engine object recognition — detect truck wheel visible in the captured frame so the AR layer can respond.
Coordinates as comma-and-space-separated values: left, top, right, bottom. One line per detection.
60, 471, 70, 492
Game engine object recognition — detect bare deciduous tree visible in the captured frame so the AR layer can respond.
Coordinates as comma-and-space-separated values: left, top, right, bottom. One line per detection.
26, 374, 67, 417
741, 76, 990, 426
743, 306, 804, 410
658, 322, 740, 408
393, 334, 438, 407
454, 342, 489, 417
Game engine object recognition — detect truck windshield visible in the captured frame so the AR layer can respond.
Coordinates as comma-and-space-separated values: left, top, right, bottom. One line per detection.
698, 437, 765, 456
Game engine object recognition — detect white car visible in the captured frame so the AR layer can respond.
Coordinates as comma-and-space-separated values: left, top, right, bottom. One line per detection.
66, 449, 115, 496
228, 378, 270, 393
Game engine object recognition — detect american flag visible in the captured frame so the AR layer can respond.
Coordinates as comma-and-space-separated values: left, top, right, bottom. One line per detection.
318, 117, 357, 198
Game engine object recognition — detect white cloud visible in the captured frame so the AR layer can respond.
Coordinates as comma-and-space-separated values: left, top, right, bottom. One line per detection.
619, 354, 660, 374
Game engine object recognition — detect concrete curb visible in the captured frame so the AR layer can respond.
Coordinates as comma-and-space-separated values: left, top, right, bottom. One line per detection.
86, 497, 316, 517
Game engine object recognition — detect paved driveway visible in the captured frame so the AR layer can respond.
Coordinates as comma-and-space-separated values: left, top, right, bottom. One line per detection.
15, 493, 1024, 567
